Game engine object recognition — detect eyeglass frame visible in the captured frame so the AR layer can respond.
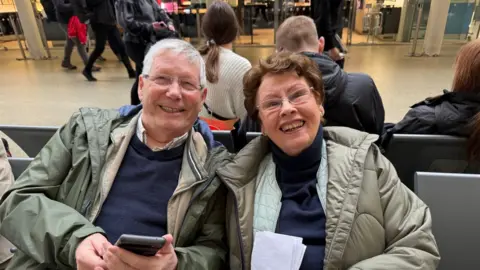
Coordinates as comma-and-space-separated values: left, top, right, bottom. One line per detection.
255, 86, 315, 113
142, 74, 204, 92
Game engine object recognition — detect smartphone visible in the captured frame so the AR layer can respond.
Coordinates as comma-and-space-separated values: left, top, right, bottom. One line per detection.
158, 21, 167, 28
153, 21, 168, 29
115, 234, 166, 256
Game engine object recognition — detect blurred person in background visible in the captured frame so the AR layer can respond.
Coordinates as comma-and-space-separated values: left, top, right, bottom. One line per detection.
53, 0, 101, 71
198, 1, 251, 130
310, 0, 345, 67
73, 0, 135, 81
237, 16, 384, 143
115, 0, 177, 105
383, 39, 480, 161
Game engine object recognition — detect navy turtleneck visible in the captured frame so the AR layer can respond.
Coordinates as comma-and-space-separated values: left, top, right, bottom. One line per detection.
270, 126, 326, 270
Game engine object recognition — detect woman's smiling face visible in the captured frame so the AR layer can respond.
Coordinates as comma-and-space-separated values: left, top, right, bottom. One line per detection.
257, 71, 324, 156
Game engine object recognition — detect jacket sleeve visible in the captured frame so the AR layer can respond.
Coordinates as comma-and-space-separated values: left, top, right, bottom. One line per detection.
52, 0, 72, 13
116, 0, 155, 41
366, 78, 384, 137
381, 105, 436, 146
0, 143, 13, 199
175, 185, 227, 269
389, 105, 436, 135
347, 73, 385, 136
348, 149, 440, 269
0, 115, 105, 268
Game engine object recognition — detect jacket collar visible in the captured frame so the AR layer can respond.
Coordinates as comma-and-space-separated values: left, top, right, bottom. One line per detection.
118, 104, 218, 150
301, 51, 347, 104
217, 135, 270, 187
218, 126, 379, 188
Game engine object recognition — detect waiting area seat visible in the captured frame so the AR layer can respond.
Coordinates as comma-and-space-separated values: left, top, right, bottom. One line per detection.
212, 130, 235, 152
3, 125, 480, 187
384, 134, 480, 190
415, 172, 480, 270
246, 132, 261, 144
8, 157, 33, 180
0, 125, 58, 158
0, 124, 254, 157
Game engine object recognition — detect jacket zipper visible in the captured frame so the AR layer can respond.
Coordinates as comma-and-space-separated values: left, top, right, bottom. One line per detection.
225, 184, 246, 270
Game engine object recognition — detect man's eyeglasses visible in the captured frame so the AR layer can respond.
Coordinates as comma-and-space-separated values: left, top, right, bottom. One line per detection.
257, 87, 314, 112
143, 74, 202, 92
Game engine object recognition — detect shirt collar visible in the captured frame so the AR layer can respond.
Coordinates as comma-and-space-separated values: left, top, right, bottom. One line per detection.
136, 113, 188, 151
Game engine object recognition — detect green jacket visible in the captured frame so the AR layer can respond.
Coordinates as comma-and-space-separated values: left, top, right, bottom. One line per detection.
0, 107, 230, 270
218, 127, 440, 270
0, 141, 14, 267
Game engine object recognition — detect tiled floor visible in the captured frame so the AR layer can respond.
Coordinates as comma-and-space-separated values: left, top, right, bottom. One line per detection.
0, 42, 463, 155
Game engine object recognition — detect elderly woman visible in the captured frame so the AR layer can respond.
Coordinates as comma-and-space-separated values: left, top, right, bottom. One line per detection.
216, 52, 440, 269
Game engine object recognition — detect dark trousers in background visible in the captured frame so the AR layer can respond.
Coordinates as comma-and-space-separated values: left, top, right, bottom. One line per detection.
125, 41, 147, 105
59, 23, 89, 65
85, 23, 134, 74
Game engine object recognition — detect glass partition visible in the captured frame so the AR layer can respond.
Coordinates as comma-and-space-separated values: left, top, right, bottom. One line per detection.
345, 0, 405, 45
444, 0, 476, 40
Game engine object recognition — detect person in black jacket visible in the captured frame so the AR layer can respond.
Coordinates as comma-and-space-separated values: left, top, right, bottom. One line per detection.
236, 16, 384, 150
72, 0, 135, 81
383, 39, 480, 160
115, 0, 175, 105
276, 16, 384, 135
53, 0, 100, 71
310, 0, 344, 65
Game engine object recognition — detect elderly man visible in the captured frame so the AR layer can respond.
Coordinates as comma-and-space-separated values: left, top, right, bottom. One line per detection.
0, 39, 229, 270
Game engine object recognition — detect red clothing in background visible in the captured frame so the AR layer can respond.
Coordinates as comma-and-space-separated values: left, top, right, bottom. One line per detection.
68, 16, 87, 44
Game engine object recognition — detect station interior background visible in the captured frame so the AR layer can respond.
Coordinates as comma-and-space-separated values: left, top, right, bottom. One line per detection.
0, 0, 479, 156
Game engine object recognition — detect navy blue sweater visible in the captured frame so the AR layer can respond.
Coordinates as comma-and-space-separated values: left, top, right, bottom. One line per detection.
94, 134, 184, 244
271, 127, 326, 269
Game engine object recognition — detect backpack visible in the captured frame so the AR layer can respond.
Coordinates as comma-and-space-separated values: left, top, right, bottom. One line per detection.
40, 0, 57, 22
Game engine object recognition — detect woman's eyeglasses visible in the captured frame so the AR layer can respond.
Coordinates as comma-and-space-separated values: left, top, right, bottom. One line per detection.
257, 87, 314, 112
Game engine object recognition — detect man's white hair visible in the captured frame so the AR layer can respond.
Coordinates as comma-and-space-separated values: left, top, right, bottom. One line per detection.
142, 38, 207, 88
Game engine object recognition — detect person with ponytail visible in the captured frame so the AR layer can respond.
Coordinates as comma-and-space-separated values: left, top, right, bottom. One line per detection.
198, 1, 252, 130
383, 39, 480, 160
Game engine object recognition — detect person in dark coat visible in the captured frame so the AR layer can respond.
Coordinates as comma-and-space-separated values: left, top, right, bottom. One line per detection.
235, 16, 384, 150
72, 0, 135, 81
383, 39, 480, 160
53, 0, 100, 71
115, 0, 175, 105
310, 0, 344, 66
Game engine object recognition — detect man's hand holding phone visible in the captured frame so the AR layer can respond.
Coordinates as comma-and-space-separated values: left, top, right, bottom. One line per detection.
103, 234, 178, 270
152, 22, 167, 30
153, 21, 175, 32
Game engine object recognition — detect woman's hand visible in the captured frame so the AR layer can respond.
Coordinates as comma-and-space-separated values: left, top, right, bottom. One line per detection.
102, 234, 178, 270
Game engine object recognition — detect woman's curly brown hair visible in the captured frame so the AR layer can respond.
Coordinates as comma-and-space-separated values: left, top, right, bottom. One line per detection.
243, 51, 325, 121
